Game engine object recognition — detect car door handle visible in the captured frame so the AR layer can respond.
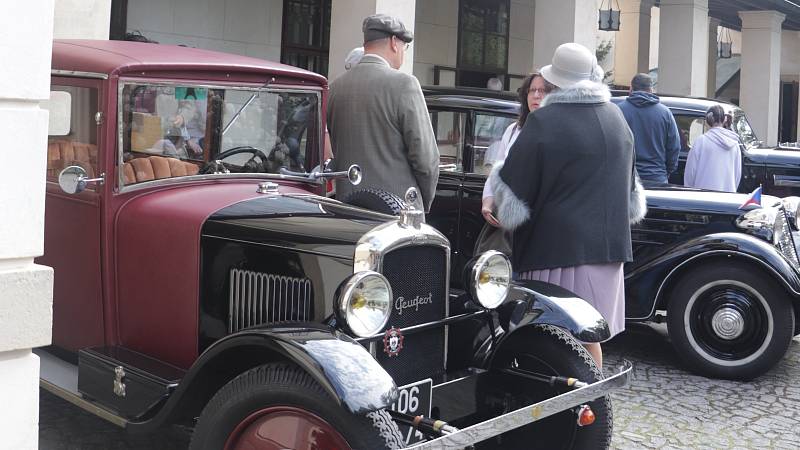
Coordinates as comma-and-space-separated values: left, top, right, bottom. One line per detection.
774, 174, 800, 187
439, 164, 458, 171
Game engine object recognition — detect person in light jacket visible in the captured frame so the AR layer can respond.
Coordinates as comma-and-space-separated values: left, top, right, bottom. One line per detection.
492, 43, 646, 367
327, 14, 439, 211
683, 105, 742, 192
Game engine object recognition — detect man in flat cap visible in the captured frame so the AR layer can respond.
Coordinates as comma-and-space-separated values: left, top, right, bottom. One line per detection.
327, 13, 439, 211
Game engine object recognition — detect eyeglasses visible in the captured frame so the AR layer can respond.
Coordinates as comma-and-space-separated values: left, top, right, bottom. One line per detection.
393, 35, 410, 51
528, 87, 549, 95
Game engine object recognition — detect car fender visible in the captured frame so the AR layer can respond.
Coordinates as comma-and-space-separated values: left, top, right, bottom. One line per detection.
127, 324, 396, 432
473, 280, 610, 368
626, 232, 800, 321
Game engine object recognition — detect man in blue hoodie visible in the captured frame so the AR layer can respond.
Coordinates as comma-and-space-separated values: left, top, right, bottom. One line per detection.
618, 73, 681, 184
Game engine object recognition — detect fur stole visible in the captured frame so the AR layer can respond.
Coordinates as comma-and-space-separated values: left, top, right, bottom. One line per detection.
541, 80, 611, 107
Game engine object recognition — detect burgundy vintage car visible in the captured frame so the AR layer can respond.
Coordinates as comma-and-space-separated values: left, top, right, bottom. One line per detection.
37, 40, 630, 449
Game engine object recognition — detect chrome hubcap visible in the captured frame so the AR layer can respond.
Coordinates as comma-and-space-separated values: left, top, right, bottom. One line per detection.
711, 307, 745, 340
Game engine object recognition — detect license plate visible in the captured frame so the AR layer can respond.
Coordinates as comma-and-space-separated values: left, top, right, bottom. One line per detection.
390, 378, 433, 445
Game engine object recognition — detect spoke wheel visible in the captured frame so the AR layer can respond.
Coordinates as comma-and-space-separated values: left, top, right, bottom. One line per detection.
667, 262, 794, 380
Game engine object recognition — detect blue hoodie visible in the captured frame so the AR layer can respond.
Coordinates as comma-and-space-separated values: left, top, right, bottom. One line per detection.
618, 92, 681, 183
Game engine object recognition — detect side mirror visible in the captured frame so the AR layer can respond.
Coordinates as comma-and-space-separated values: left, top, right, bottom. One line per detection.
347, 164, 362, 186
58, 166, 104, 194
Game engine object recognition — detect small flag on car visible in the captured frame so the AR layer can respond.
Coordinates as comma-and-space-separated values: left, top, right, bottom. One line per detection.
738, 185, 762, 210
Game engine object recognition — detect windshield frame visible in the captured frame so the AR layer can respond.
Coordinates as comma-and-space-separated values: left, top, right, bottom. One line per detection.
115, 78, 323, 193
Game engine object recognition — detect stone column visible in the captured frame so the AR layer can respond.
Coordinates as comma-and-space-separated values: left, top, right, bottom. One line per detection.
657, 0, 709, 96
0, 0, 56, 448
739, 10, 785, 147
328, 0, 417, 80
532, 0, 597, 71
614, 0, 655, 87
707, 17, 721, 98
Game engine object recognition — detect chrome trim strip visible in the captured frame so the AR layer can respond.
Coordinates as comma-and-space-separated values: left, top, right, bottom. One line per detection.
354, 220, 452, 368
774, 174, 800, 188
52, 69, 109, 80
638, 249, 800, 321
40, 380, 128, 428
355, 311, 486, 344
403, 360, 633, 450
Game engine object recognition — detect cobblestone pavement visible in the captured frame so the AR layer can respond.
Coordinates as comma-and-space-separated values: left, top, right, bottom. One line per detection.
40, 324, 800, 449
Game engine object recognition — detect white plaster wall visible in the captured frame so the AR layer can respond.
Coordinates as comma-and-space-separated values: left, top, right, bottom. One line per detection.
413, 0, 458, 85
781, 31, 800, 79
533, 0, 597, 71
54, 0, 111, 39
126, 0, 283, 61
328, 0, 416, 80
0, 0, 56, 448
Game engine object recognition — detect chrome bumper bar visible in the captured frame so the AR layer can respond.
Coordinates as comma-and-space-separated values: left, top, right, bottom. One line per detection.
403, 360, 633, 450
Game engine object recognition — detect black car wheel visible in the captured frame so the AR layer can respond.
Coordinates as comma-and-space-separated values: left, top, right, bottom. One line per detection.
667, 262, 794, 380
488, 324, 612, 450
341, 188, 405, 216
189, 363, 404, 450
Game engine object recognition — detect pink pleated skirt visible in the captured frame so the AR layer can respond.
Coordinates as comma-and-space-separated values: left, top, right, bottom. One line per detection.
517, 262, 625, 340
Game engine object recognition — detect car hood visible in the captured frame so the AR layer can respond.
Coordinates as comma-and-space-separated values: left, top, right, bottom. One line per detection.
202, 194, 391, 260
645, 186, 780, 216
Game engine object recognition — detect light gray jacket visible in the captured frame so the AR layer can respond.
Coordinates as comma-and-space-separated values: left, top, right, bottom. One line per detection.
327, 54, 439, 211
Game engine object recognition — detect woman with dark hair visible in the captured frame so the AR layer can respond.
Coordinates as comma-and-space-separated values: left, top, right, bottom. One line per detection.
683, 104, 741, 192
481, 72, 553, 227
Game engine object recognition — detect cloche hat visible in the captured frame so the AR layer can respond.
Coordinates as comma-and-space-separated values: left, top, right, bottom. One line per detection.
540, 43, 603, 89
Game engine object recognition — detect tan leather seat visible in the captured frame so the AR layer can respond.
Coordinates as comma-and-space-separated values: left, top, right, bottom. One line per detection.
122, 155, 200, 185
47, 140, 97, 179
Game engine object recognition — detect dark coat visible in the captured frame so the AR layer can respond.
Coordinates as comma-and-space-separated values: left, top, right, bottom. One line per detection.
618, 91, 681, 183
492, 81, 636, 272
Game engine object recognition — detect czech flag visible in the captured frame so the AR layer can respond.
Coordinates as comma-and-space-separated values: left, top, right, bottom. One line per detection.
739, 185, 762, 209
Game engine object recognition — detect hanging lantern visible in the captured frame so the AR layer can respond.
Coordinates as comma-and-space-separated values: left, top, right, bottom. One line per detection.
719, 27, 733, 59
598, 0, 621, 31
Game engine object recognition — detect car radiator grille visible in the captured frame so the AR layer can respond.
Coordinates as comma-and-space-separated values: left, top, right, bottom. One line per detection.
228, 269, 312, 333
377, 245, 447, 385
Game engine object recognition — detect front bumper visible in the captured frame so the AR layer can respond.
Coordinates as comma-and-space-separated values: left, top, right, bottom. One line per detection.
402, 360, 633, 449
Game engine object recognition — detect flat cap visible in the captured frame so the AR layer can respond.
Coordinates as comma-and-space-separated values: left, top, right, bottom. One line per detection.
362, 14, 413, 44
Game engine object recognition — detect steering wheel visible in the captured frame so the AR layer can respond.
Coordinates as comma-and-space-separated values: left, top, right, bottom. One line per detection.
216, 146, 269, 162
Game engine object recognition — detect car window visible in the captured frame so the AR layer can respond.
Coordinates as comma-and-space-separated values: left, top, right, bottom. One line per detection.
731, 109, 758, 148
46, 85, 100, 187
119, 83, 319, 187
429, 110, 466, 172
673, 115, 707, 151
473, 113, 516, 175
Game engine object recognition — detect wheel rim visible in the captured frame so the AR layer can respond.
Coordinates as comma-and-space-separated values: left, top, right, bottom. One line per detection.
683, 280, 773, 366
224, 406, 352, 450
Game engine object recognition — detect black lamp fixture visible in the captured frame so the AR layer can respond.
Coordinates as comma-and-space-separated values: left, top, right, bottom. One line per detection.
718, 27, 733, 59
599, 0, 621, 31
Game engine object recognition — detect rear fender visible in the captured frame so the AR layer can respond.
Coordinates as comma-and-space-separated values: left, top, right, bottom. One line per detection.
473, 281, 610, 368
127, 324, 396, 433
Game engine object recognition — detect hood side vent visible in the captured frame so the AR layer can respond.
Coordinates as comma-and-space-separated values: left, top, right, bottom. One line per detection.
229, 269, 312, 333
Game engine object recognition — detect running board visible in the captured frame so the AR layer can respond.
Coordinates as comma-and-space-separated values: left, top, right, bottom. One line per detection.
36, 349, 128, 428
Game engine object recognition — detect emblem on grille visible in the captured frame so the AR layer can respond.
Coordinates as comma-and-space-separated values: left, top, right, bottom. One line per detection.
383, 327, 404, 357
395, 292, 433, 316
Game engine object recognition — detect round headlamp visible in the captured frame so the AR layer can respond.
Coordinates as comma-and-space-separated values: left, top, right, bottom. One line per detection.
335, 271, 392, 337
470, 250, 512, 309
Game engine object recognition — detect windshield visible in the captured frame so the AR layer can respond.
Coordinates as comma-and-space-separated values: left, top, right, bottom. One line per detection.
731, 108, 758, 148
119, 82, 320, 187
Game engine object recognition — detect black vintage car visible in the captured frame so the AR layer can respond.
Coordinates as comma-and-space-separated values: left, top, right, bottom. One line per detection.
39, 40, 630, 450
423, 86, 800, 380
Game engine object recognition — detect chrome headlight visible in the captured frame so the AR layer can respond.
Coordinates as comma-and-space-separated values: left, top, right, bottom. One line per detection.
735, 207, 778, 241
335, 271, 392, 337
782, 197, 800, 230
470, 250, 512, 309
774, 209, 800, 267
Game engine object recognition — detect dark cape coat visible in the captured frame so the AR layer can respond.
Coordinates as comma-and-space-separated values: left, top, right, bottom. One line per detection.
491, 80, 646, 272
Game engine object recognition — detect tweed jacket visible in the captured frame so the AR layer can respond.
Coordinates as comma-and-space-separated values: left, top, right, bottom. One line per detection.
491, 80, 644, 272
327, 54, 439, 211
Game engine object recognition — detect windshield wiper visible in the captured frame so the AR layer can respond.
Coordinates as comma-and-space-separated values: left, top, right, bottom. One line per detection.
222, 77, 275, 136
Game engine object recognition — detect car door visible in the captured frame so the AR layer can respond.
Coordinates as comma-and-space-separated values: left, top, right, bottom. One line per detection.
460, 111, 517, 281
425, 109, 467, 285
37, 78, 106, 352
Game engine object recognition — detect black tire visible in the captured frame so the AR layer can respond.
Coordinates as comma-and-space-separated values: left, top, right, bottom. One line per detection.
667, 262, 794, 380
488, 325, 612, 450
189, 363, 404, 450
341, 188, 405, 215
